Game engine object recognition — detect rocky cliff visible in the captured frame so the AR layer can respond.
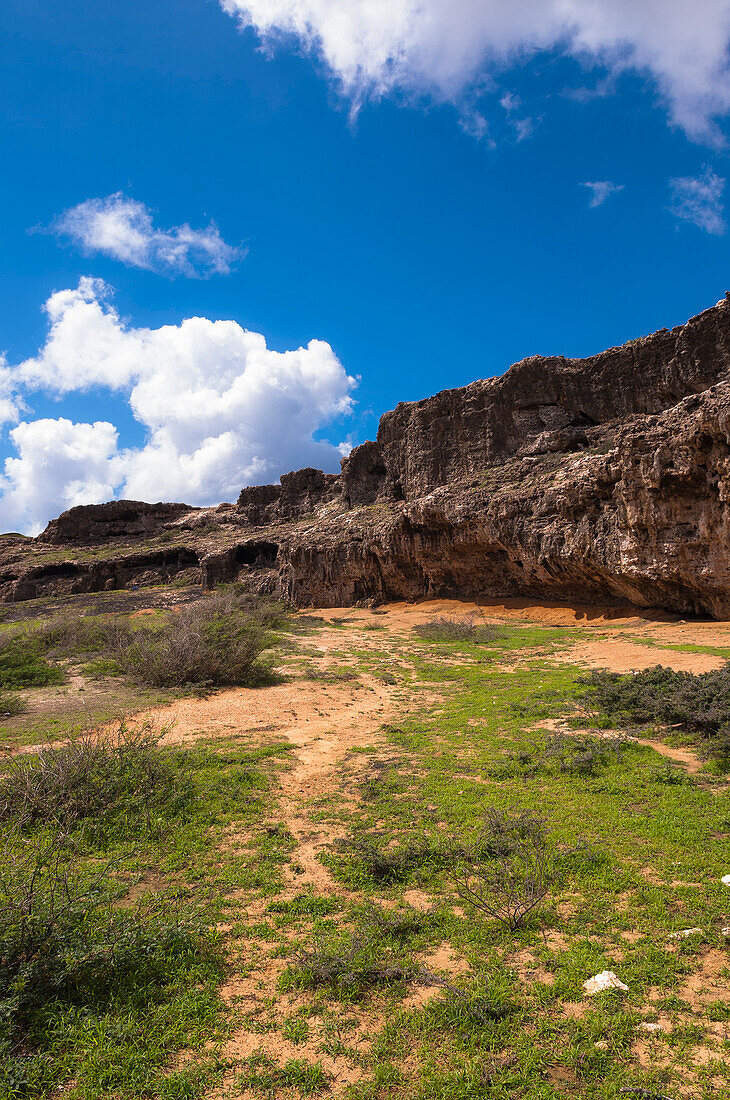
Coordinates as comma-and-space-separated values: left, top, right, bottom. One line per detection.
5, 295, 730, 616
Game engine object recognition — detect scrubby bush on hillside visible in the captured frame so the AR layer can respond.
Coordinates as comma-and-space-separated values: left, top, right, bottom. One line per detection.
580, 665, 730, 758
0, 723, 184, 830
0, 636, 65, 690
0, 823, 214, 1072
32, 612, 134, 658
118, 592, 286, 689
412, 617, 505, 644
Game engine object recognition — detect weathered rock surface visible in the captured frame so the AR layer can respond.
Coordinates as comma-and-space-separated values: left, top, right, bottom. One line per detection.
6, 295, 730, 616
38, 500, 194, 544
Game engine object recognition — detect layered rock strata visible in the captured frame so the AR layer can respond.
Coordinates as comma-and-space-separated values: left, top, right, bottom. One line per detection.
5, 296, 730, 616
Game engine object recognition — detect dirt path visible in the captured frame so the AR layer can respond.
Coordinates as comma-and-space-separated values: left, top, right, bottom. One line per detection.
143, 626, 416, 1096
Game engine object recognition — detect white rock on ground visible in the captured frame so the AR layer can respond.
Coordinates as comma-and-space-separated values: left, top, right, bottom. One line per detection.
583, 970, 629, 994
722, 874, 730, 885
668, 927, 703, 939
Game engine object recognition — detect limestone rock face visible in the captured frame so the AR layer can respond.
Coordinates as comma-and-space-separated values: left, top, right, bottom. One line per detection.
37, 501, 194, 544
8, 296, 730, 616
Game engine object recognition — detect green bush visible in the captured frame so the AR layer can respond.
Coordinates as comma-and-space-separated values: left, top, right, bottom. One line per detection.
0, 825, 215, 1064
118, 592, 283, 688
580, 665, 730, 758
0, 692, 26, 721
0, 637, 65, 690
0, 723, 187, 830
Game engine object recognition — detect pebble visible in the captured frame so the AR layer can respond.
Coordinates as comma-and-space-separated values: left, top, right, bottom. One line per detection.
667, 927, 702, 939
721, 874, 730, 885
639, 1022, 665, 1033
583, 970, 629, 994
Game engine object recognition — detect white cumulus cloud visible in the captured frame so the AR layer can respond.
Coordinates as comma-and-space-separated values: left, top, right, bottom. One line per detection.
0, 419, 126, 535
581, 180, 625, 207
0, 280, 356, 533
221, 0, 730, 142
669, 167, 726, 233
51, 193, 242, 277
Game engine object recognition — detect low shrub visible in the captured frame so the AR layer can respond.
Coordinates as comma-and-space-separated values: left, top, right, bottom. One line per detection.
579, 665, 730, 758
412, 617, 505, 645
287, 932, 417, 993
489, 732, 628, 779
118, 592, 283, 688
0, 636, 65, 690
0, 723, 185, 830
0, 692, 26, 721
336, 833, 454, 884
31, 613, 133, 658
453, 809, 557, 931
0, 825, 215, 1049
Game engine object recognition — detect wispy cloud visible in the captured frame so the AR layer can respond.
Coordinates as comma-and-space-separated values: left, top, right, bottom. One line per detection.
581, 181, 625, 208
500, 91, 534, 142
51, 193, 242, 277
221, 0, 730, 144
669, 168, 725, 234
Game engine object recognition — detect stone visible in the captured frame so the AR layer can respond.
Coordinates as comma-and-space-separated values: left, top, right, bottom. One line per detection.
37, 500, 193, 544
668, 927, 703, 939
722, 875, 730, 885
583, 971, 629, 995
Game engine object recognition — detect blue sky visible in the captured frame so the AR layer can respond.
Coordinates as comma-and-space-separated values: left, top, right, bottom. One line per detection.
2, 0, 730, 532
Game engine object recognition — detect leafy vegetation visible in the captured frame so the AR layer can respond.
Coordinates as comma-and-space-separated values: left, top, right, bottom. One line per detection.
0, 637, 65, 690
0, 723, 186, 830
119, 592, 287, 688
580, 664, 730, 757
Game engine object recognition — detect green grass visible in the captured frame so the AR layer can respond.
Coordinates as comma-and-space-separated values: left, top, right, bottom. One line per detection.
0, 730, 296, 1100
0, 637, 66, 690
258, 625, 729, 1100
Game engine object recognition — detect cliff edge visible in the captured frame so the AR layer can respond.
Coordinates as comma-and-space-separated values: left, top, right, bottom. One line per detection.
6, 294, 730, 617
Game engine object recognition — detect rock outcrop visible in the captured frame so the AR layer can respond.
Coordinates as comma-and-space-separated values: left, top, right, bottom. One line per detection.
6, 295, 730, 616
38, 501, 194, 544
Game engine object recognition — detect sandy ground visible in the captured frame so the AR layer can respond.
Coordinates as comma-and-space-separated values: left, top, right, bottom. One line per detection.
12, 597, 729, 1096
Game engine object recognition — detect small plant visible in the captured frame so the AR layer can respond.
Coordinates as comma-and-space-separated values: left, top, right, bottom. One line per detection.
282, 1014, 310, 1043
453, 810, 556, 931
286, 929, 417, 993
0, 636, 65, 689
0, 692, 26, 720
412, 617, 505, 645
0, 722, 185, 829
302, 665, 359, 683
237, 1053, 331, 1095
336, 832, 451, 884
